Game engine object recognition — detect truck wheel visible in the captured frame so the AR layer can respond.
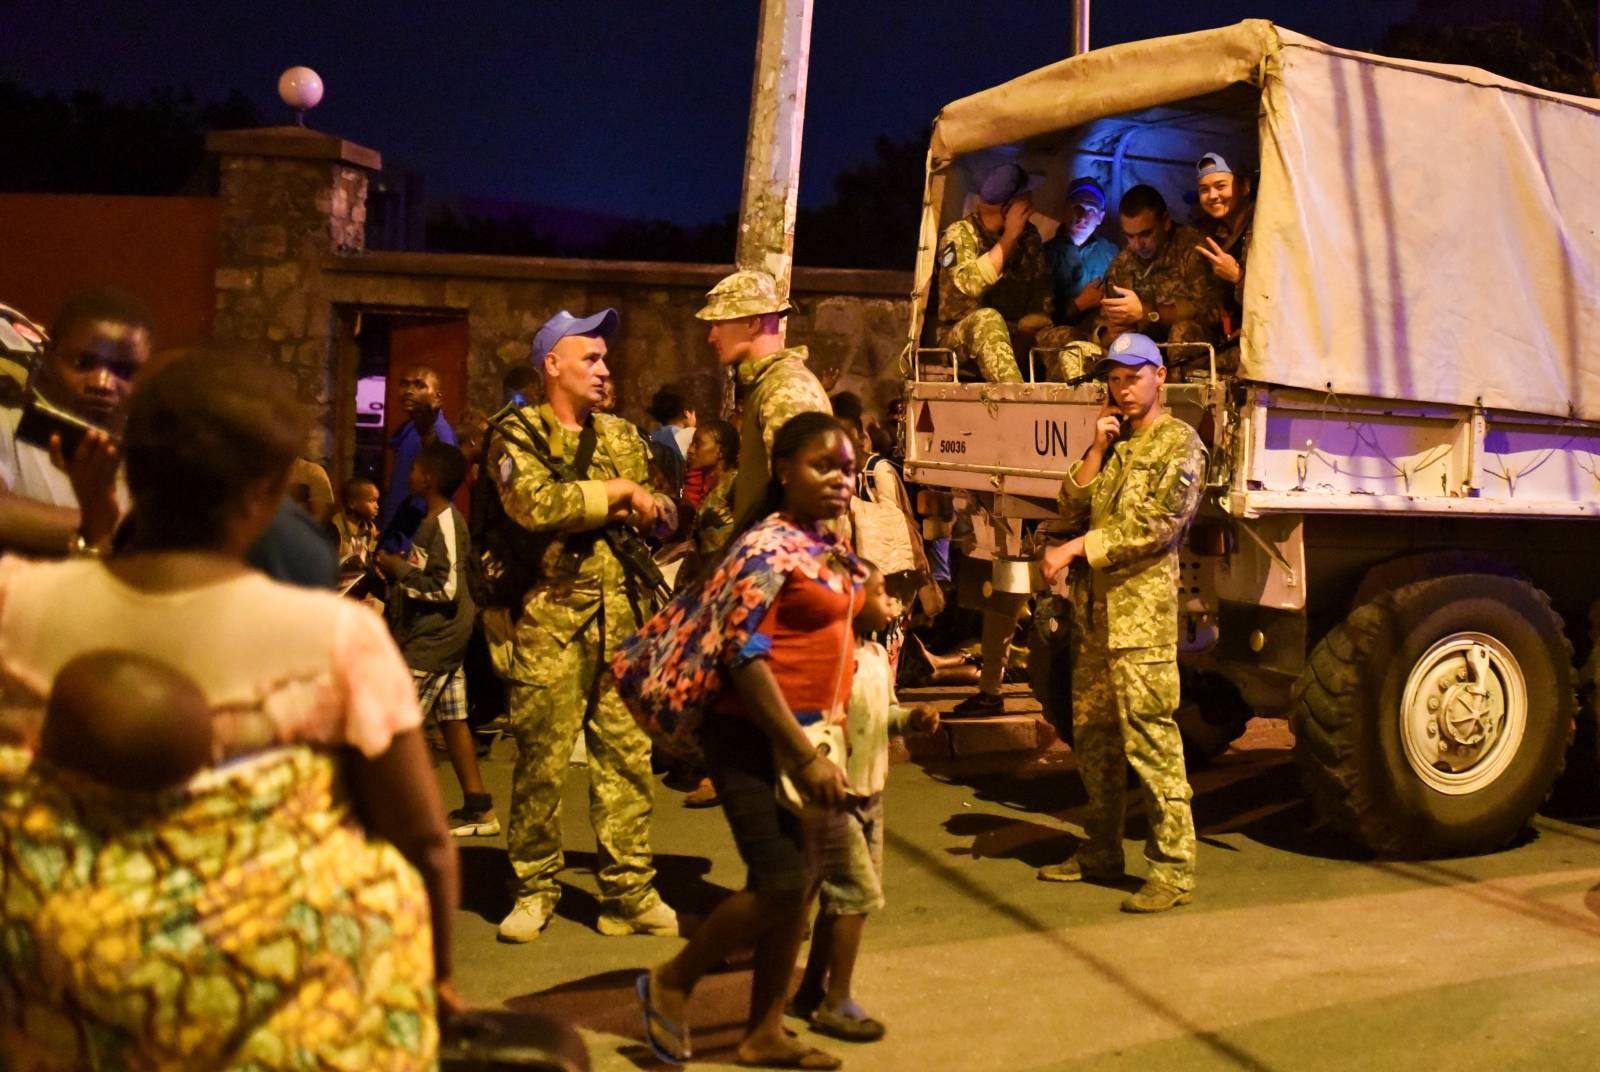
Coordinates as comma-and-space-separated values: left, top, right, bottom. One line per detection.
1176, 669, 1250, 765
1028, 594, 1074, 747
1291, 574, 1574, 858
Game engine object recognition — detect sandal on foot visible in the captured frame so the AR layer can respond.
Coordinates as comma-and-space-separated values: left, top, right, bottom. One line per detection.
634, 972, 690, 1064
810, 999, 886, 1042
735, 1045, 842, 1070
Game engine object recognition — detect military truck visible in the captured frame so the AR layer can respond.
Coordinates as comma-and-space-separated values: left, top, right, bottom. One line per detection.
900, 21, 1600, 858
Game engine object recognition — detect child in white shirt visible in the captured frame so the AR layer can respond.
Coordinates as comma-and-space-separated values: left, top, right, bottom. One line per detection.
791, 565, 939, 1042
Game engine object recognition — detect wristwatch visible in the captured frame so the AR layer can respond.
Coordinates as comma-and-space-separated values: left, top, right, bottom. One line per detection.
67, 531, 102, 559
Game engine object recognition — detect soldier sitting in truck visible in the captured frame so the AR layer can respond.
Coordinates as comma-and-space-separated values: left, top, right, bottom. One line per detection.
1042, 177, 1119, 340
1193, 152, 1254, 370
934, 162, 1055, 383
1097, 184, 1222, 365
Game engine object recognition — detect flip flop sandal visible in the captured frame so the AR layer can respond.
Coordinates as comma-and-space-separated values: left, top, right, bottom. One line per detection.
734, 1046, 843, 1070
634, 972, 690, 1064
809, 1002, 887, 1042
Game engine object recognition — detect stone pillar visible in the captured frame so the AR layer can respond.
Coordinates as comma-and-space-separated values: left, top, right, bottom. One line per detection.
205, 126, 381, 450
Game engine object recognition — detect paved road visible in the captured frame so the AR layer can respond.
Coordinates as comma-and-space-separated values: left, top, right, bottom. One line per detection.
443, 717, 1600, 1071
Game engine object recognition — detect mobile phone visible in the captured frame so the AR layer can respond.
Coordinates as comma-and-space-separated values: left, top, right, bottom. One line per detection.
14, 393, 107, 457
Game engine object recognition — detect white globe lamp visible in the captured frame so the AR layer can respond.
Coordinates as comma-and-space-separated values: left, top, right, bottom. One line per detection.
277, 67, 324, 127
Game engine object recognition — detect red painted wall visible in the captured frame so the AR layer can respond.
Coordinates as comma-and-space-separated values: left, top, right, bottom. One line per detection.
0, 193, 219, 346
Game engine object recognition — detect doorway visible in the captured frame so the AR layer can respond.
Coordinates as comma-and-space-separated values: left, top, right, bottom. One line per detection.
345, 310, 470, 507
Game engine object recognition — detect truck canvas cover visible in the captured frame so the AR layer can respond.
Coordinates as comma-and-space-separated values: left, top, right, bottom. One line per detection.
913, 20, 1600, 424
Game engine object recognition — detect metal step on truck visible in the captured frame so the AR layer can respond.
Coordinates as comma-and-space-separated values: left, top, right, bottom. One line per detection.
900, 21, 1600, 859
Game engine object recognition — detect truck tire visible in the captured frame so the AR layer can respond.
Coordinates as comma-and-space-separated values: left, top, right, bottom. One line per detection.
1028, 594, 1074, 747
1290, 574, 1574, 858
1030, 596, 1249, 766
1175, 669, 1250, 765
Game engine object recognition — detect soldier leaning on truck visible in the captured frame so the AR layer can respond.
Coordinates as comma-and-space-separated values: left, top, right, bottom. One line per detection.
935, 162, 1059, 384
1098, 184, 1222, 364
1037, 332, 1206, 914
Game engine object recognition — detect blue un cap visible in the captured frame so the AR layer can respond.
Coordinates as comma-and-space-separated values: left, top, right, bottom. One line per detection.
530, 308, 619, 365
1196, 152, 1234, 179
1092, 332, 1164, 376
977, 162, 1044, 205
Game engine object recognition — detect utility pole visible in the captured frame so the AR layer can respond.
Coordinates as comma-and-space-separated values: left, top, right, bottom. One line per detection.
1071, 0, 1091, 56
736, 0, 815, 326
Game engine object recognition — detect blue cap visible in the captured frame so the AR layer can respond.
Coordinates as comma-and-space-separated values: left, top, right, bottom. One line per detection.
1066, 177, 1106, 210
1196, 152, 1233, 180
977, 162, 1043, 205
1092, 332, 1164, 375
530, 308, 619, 365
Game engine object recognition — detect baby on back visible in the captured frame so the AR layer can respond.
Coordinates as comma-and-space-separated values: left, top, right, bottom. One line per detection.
39, 651, 212, 793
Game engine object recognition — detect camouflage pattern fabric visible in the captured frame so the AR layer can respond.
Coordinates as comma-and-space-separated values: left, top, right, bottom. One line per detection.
1058, 413, 1206, 889
731, 346, 832, 520
1070, 608, 1196, 890
695, 269, 792, 321
1101, 224, 1224, 348
1032, 327, 1100, 382
935, 213, 1051, 383
496, 403, 666, 911
0, 746, 437, 1069
937, 309, 1023, 384
1058, 413, 1206, 649
503, 616, 656, 913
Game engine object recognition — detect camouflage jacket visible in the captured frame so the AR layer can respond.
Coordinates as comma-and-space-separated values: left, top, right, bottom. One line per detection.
1104, 224, 1223, 331
1058, 414, 1205, 649
936, 213, 1051, 328
496, 403, 674, 655
732, 345, 832, 520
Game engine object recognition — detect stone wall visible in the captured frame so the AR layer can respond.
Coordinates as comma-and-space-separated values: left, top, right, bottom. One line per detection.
320, 252, 910, 426
205, 126, 911, 478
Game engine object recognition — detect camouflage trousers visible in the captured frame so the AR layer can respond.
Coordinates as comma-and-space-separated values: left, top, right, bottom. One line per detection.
938, 308, 1023, 384
504, 609, 657, 913
1072, 598, 1196, 890
1033, 326, 1101, 382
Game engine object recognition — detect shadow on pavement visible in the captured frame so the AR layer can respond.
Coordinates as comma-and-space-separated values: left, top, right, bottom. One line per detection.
456, 846, 734, 929
505, 965, 807, 1070
918, 735, 1374, 865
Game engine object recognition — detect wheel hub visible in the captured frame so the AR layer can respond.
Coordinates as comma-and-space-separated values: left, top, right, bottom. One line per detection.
1400, 633, 1527, 795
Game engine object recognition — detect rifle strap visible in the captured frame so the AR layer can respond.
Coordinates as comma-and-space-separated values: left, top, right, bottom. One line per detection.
496, 407, 659, 622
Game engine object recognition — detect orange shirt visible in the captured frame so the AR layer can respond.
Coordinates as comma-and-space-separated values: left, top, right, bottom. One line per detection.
718, 571, 863, 726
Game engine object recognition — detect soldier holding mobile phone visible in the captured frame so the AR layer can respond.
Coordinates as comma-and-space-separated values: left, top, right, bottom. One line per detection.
1038, 333, 1206, 915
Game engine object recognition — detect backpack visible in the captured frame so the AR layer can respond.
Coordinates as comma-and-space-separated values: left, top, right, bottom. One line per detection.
848, 454, 918, 575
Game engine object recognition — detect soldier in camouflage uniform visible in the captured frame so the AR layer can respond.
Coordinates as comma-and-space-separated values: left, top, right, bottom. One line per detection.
935, 163, 1054, 384
1098, 184, 1224, 376
494, 308, 680, 943
1037, 333, 1206, 913
694, 269, 832, 520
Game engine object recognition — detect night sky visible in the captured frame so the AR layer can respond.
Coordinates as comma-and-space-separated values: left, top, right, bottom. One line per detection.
8, 1, 1417, 224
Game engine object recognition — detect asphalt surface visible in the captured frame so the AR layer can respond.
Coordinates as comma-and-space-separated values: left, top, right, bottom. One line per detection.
441, 708, 1600, 1072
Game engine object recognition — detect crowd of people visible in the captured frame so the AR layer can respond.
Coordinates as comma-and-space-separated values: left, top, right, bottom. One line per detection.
0, 182, 1209, 1067
936, 153, 1255, 384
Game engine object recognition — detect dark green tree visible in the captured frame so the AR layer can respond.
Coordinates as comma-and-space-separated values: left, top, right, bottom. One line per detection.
0, 81, 260, 195
1380, 0, 1598, 97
